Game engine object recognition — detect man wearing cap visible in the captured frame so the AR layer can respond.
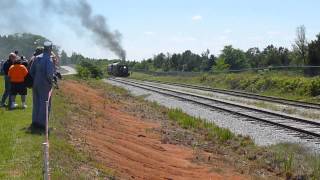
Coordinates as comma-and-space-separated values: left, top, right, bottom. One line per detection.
1, 53, 17, 107
30, 41, 55, 129
29, 47, 44, 70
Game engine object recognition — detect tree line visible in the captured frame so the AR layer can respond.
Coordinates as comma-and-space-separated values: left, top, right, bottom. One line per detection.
2, 26, 320, 76
128, 26, 320, 76
0, 33, 60, 60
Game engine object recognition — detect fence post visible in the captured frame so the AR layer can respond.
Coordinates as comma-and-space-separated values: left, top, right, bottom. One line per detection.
43, 101, 50, 180
43, 142, 49, 180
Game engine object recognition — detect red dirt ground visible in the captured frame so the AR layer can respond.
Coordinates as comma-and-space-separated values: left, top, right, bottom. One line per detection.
60, 80, 250, 180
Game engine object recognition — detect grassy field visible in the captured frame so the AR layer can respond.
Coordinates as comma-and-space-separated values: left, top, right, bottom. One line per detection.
130, 71, 320, 103
0, 76, 43, 178
2, 74, 320, 179
0, 76, 108, 179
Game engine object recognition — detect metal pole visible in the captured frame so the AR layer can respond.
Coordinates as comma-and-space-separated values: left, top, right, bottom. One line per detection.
43, 101, 50, 180
43, 142, 49, 180
45, 101, 49, 142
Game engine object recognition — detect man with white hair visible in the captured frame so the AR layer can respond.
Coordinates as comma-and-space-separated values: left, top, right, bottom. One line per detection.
30, 41, 55, 130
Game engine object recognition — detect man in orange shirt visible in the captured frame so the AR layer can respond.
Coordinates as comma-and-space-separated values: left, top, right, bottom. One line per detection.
8, 59, 29, 109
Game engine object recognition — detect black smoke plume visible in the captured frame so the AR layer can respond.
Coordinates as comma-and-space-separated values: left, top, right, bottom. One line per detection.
0, 0, 126, 60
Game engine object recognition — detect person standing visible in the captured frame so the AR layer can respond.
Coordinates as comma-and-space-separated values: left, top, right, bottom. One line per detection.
7, 59, 29, 109
20, 56, 29, 69
0, 53, 17, 107
29, 47, 44, 70
30, 41, 55, 129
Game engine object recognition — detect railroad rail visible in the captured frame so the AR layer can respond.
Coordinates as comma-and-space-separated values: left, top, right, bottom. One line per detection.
110, 78, 320, 139
131, 79, 320, 110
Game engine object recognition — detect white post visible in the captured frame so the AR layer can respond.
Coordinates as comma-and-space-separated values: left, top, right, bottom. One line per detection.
45, 101, 49, 142
43, 142, 49, 180
43, 101, 50, 180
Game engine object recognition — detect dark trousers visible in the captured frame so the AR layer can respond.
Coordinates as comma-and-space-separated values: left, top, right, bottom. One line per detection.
32, 86, 52, 128
1, 75, 10, 104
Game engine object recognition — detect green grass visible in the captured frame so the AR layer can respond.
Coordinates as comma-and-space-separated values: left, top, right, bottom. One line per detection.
154, 103, 320, 178
0, 76, 111, 179
66, 78, 320, 179
0, 76, 43, 179
168, 108, 234, 143
130, 71, 320, 103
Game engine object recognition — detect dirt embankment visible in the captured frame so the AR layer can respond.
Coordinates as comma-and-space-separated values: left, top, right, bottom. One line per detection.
60, 80, 250, 180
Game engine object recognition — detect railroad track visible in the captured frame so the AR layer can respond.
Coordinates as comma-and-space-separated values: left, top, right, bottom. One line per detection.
131, 79, 320, 110
110, 78, 320, 139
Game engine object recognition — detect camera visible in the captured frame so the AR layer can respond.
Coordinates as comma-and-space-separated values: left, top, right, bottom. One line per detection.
53, 72, 62, 89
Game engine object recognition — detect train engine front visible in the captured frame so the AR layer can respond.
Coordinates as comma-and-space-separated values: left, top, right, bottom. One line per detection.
107, 63, 130, 77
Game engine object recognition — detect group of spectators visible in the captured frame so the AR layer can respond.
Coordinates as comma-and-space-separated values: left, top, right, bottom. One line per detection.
0, 41, 58, 130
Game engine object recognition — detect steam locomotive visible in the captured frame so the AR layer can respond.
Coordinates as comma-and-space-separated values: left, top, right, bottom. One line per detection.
107, 63, 130, 77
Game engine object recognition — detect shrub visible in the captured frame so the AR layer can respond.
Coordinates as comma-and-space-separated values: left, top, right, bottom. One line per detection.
310, 78, 320, 96
200, 72, 320, 98
76, 61, 104, 79
76, 65, 91, 79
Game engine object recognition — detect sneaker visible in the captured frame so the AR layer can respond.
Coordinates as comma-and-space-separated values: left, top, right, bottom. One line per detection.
22, 104, 28, 109
10, 103, 18, 109
0, 103, 6, 107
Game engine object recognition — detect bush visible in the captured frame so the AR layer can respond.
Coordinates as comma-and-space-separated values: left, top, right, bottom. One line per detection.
201, 72, 320, 98
76, 65, 91, 79
76, 61, 104, 79
310, 78, 320, 96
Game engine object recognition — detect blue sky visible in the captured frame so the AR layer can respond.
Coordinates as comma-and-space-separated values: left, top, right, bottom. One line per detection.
1, 0, 320, 60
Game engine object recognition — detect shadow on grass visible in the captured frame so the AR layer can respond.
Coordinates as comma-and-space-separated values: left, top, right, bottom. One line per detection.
22, 125, 46, 135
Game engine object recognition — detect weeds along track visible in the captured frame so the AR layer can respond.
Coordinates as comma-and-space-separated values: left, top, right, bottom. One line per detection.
110, 78, 320, 139
134, 79, 320, 110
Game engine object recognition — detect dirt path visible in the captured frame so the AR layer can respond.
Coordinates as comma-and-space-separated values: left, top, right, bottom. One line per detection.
60, 80, 249, 180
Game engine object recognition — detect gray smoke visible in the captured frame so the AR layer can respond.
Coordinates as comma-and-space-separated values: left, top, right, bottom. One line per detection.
0, 0, 126, 60
75, 0, 126, 60
43, 0, 126, 60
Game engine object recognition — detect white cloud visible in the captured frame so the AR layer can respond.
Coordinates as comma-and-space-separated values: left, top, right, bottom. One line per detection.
191, 15, 202, 21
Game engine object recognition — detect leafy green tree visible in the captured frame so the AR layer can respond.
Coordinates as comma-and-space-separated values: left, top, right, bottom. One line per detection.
153, 53, 166, 69
261, 45, 281, 66
212, 57, 230, 72
307, 34, 320, 75
246, 47, 262, 68
181, 50, 201, 71
77, 61, 103, 79
200, 49, 215, 71
60, 50, 70, 65
169, 53, 181, 71
289, 49, 303, 66
220, 45, 249, 70
161, 53, 171, 72
70, 53, 86, 64
133, 59, 152, 71
278, 47, 291, 66
293, 25, 308, 65
261, 45, 292, 67
0, 33, 59, 59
